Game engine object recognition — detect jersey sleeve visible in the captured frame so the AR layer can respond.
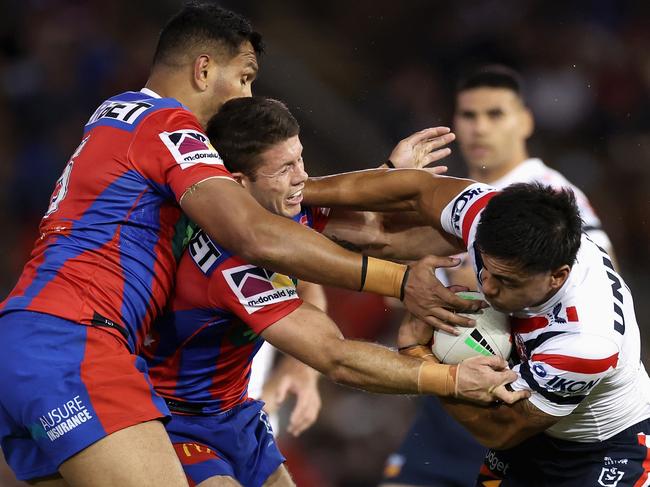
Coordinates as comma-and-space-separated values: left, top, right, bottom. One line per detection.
128, 108, 234, 202
207, 258, 303, 335
439, 183, 499, 248
509, 332, 620, 417
307, 206, 331, 233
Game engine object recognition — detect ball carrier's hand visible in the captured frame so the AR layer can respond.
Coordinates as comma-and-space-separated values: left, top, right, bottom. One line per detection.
402, 255, 485, 334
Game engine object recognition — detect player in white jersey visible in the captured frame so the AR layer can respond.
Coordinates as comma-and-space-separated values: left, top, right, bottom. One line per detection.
302, 170, 650, 487
381, 65, 615, 486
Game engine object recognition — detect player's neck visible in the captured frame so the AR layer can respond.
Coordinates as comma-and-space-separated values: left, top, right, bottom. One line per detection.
468, 153, 528, 184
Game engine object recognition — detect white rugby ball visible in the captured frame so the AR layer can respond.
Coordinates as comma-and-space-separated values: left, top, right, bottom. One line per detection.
432, 291, 512, 364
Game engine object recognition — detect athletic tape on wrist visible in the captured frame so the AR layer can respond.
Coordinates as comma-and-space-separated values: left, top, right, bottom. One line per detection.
417, 362, 458, 397
361, 256, 407, 298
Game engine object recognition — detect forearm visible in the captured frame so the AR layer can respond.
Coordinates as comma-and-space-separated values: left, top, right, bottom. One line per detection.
304, 170, 474, 232
182, 178, 405, 296
304, 169, 431, 212
319, 338, 457, 396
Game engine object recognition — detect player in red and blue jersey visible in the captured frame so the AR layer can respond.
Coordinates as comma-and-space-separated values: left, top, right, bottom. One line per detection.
143, 97, 526, 487
0, 5, 486, 486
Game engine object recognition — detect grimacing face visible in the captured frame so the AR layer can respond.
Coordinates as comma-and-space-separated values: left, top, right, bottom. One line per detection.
478, 252, 569, 314
240, 135, 308, 218
453, 87, 532, 177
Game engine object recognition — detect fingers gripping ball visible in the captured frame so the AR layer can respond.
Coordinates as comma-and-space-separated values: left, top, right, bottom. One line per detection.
432, 291, 512, 364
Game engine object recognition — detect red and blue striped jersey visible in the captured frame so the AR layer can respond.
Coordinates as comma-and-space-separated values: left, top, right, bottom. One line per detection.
0, 89, 233, 352
143, 206, 330, 414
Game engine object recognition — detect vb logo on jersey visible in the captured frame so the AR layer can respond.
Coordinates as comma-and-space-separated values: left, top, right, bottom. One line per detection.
159, 129, 224, 170
223, 264, 298, 314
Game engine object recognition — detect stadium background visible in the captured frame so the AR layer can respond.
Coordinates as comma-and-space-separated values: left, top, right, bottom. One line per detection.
0, 0, 648, 485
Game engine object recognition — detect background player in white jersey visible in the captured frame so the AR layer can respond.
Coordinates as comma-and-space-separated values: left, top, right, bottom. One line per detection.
382, 64, 615, 487
303, 169, 650, 487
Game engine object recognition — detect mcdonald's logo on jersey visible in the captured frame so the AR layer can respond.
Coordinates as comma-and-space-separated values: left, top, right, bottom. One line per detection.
222, 264, 298, 314
159, 129, 224, 169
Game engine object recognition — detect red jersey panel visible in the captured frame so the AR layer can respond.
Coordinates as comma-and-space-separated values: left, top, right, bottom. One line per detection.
144, 206, 330, 414
0, 89, 234, 352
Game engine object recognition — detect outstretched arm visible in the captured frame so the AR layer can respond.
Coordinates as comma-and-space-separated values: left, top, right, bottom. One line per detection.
261, 302, 528, 405
303, 169, 472, 230
183, 178, 484, 330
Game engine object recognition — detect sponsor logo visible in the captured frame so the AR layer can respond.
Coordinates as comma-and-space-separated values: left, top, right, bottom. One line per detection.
188, 230, 222, 274
598, 458, 627, 487
464, 329, 495, 356
36, 396, 93, 442
485, 450, 510, 476
173, 443, 217, 466
450, 186, 486, 234
159, 129, 223, 170
546, 376, 601, 394
259, 410, 274, 435
532, 363, 547, 377
88, 100, 152, 125
223, 264, 298, 314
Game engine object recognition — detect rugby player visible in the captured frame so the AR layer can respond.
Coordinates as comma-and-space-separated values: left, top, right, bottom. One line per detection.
382, 65, 614, 487
142, 96, 527, 487
303, 168, 650, 487
0, 5, 488, 487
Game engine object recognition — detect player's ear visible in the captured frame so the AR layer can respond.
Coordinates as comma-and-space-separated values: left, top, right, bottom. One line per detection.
192, 54, 211, 92
231, 172, 247, 188
521, 107, 534, 140
549, 265, 570, 290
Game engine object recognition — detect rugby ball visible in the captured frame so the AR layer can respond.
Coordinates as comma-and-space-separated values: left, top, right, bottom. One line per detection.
432, 291, 512, 364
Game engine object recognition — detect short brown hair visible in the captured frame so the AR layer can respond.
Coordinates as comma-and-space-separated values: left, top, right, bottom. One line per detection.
206, 97, 300, 180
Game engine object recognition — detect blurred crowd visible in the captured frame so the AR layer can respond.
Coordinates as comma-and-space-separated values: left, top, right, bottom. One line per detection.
0, 0, 648, 485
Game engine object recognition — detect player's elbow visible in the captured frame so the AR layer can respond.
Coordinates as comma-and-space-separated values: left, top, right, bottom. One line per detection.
317, 337, 353, 385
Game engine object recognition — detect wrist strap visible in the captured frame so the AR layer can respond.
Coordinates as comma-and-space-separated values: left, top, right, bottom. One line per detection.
385, 159, 396, 168
417, 362, 459, 397
360, 256, 407, 298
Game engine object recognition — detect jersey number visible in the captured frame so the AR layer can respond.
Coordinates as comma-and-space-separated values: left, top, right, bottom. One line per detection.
44, 136, 89, 218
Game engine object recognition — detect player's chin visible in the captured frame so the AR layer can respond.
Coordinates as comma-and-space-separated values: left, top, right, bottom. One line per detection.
283, 202, 302, 218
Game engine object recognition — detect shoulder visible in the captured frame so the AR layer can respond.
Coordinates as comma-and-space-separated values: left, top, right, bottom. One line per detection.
85, 91, 187, 133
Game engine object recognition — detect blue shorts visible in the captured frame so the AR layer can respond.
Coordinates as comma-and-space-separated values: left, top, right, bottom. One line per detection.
166, 399, 285, 487
0, 311, 169, 481
382, 396, 486, 486
477, 417, 650, 486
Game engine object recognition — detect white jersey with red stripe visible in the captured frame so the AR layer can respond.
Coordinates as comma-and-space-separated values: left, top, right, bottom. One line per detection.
489, 158, 611, 253
441, 183, 650, 442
